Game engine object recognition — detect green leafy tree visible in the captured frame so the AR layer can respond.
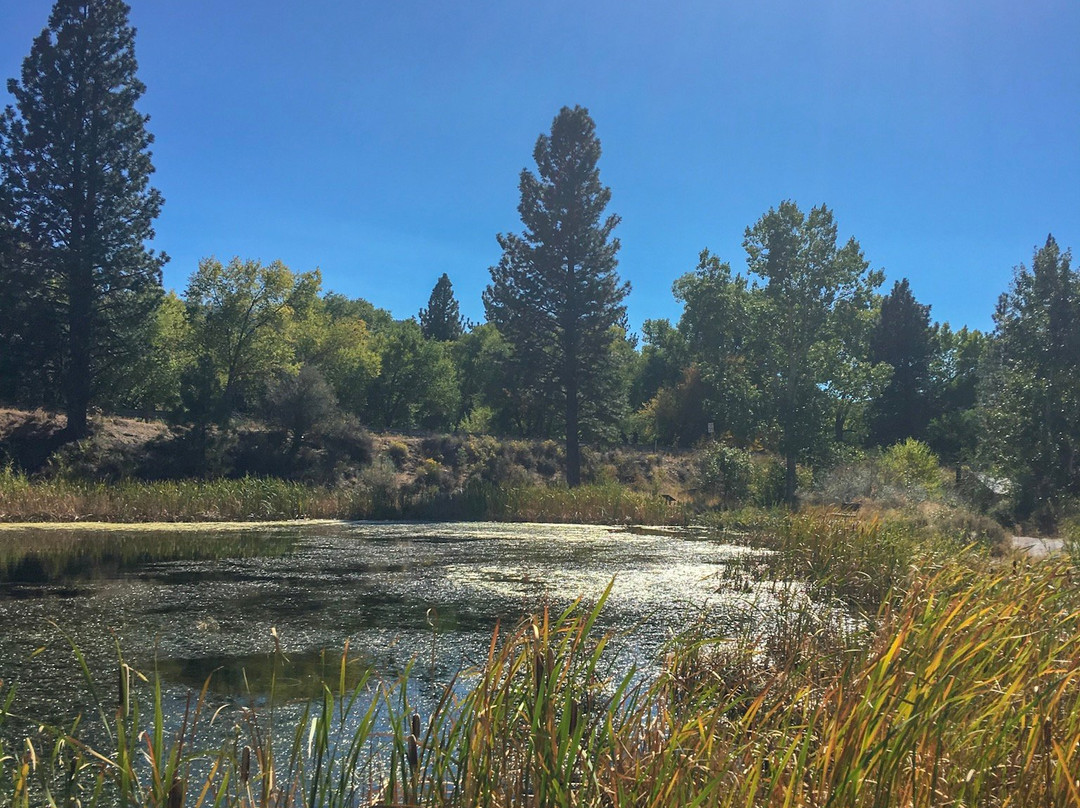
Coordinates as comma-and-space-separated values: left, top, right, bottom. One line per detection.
743, 201, 884, 501
671, 251, 762, 444
982, 235, 1080, 517
0, 0, 165, 436
419, 273, 465, 341
108, 291, 189, 413
633, 364, 709, 447
868, 279, 935, 446
820, 285, 892, 446
483, 105, 629, 486
292, 295, 380, 416
452, 323, 513, 432
926, 323, 985, 471
630, 318, 686, 412
324, 293, 395, 334
365, 319, 459, 430
182, 257, 319, 421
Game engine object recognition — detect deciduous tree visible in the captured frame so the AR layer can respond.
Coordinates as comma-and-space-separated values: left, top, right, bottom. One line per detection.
743, 202, 883, 501
182, 257, 319, 421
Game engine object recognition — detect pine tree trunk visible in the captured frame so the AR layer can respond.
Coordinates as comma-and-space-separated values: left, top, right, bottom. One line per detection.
565, 374, 581, 488
64, 263, 93, 439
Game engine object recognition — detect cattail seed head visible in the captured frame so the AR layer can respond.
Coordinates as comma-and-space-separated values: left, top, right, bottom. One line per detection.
239, 745, 251, 784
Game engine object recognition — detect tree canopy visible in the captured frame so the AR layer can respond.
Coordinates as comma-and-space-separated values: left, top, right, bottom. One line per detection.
743, 202, 884, 500
983, 235, 1080, 517
484, 105, 629, 486
0, 0, 165, 436
868, 279, 934, 445
419, 273, 465, 341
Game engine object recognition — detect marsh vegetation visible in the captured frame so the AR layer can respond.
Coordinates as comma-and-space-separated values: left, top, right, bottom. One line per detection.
1, 512, 1077, 806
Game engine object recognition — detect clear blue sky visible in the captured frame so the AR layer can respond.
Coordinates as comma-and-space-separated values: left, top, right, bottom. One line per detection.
3, 0, 1078, 334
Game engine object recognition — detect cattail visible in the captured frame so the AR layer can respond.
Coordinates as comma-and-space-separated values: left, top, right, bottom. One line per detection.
407, 734, 419, 771
534, 649, 545, 696
118, 664, 130, 718
167, 776, 184, 808
407, 711, 421, 771
239, 745, 251, 784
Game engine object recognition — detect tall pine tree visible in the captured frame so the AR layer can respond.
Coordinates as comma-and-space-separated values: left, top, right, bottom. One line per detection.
868, 278, 934, 446
419, 273, 465, 341
0, 0, 165, 437
484, 106, 629, 486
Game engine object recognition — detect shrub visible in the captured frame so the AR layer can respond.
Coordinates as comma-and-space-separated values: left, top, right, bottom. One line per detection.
386, 440, 409, 468
881, 438, 942, 495
696, 443, 752, 503
457, 405, 494, 435
748, 455, 812, 506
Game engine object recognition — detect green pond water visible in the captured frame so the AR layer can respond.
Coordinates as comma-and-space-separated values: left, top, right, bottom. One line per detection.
0, 521, 774, 734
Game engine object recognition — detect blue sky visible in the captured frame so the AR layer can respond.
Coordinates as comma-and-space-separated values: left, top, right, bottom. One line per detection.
2, 0, 1078, 334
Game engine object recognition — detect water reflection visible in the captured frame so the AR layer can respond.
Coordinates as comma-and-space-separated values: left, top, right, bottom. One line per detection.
0, 521, 769, 724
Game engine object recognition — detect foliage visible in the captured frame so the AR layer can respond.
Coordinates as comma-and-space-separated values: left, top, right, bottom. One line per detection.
632, 364, 709, 446
265, 365, 343, 450
292, 293, 380, 414
484, 105, 629, 486
982, 235, 1080, 521
365, 319, 459, 430
110, 291, 190, 413
673, 251, 762, 443
926, 323, 986, 467
749, 453, 813, 506
629, 318, 686, 410
458, 404, 495, 435
0, 0, 165, 436
743, 201, 886, 501
695, 442, 753, 503
452, 323, 513, 431
869, 278, 934, 445
880, 438, 943, 495
418, 272, 465, 340
182, 257, 320, 421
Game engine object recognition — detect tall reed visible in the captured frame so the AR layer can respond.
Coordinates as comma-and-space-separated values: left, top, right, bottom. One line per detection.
0, 467, 687, 525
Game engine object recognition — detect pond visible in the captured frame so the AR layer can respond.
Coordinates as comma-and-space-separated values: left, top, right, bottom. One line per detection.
0, 521, 774, 738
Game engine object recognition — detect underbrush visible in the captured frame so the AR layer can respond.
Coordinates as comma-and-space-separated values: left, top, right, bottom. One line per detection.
3, 545, 1078, 807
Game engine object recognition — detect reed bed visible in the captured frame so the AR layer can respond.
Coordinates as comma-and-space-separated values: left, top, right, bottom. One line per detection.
3, 525, 1079, 807
0, 468, 358, 523
451, 482, 687, 525
739, 508, 960, 613
0, 467, 686, 525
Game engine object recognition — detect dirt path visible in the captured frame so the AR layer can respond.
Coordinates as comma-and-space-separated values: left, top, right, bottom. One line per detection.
1011, 536, 1065, 558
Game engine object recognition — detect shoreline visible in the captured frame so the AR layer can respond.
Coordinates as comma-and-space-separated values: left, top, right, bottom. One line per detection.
0, 518, 348, 532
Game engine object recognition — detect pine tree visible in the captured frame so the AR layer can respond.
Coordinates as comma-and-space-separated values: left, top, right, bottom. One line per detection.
484, 106, 629, 486
868, 278, 934, 446
0, 0, 165, 437
983, 235, 1080, 516
418, 273, 465, 341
